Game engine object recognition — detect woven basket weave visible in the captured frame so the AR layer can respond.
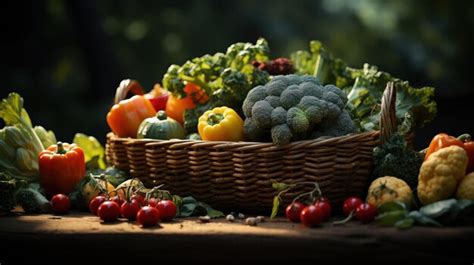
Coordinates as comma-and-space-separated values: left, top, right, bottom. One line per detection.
106, 81, 398, 212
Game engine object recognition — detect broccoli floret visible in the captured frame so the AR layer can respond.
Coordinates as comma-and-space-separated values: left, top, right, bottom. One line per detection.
265, 95, 281, 108
286, 107, 310, 134
300, 82, 324, 98
324, 84, 348, 105
280, 87, 303, 109
324, 102, 342, 120
251, 100, 274, 129
15, 183, 50, 213
322, 91, 345, 110
244, 118, 267, 141
311, 110, 357, 139
284, 74, 303, 85
300, 75, 320, 84
242, 85, 268, 117
298, 96, 327, 124
271, 124, 292, 146
271, 107, 287, 126
266, 79, 287, 96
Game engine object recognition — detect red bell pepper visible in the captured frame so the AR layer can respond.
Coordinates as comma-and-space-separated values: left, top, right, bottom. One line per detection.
39, 142, 86, 198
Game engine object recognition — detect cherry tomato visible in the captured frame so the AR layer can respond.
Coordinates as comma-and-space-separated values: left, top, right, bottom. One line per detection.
131, 194, 146, 207
156, 200, 177, 221
318, 197, 331, 204
300, 205, 325, 227
314, 201, 331, 221
89, 195, 107, 216
121, 200, 141, 220
98, 201, 121, 222
147, 197, 159, 208
355, 203, 377, 223
343, 197, 363, 216
137, 206, 160, 227
285, 202, 306, 223
110, 195, 125, 207
50, 194, 70, 214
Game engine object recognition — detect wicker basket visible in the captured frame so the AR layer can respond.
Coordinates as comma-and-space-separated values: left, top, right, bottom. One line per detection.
106, 81, 398, 212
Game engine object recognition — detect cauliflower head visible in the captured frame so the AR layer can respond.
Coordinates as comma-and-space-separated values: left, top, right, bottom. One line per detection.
456, 172, 474, 200
417, 146, 468, 205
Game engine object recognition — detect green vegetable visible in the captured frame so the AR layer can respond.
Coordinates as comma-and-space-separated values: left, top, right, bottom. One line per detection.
137, 111, 185, 140
0, 93, 54, 182
175, 196, 224, 218
73, 133, 106, 170
291, 41, 437, 135
163, 38, 270, 133
0, 173, 17, 212
375, 210, 407, 226
243, 74, 357, 145
407, 211, 442, 227
372, 133, 423, 192
15, 183, 50, 213
34, 126, 57, 150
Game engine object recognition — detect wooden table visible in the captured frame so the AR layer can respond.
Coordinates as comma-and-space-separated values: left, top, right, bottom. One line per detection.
1, 213, 473, 264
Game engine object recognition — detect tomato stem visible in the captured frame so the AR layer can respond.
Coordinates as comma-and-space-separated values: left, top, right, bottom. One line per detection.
333, 210, 355, 226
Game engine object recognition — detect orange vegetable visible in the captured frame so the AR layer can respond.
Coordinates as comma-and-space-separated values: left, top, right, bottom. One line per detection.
165, 83, 208, 124
39, 142, 85, 198
107, 80, 157, 138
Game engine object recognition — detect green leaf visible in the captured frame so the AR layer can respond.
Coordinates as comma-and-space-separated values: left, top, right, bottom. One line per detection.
377, 201, 407, 214
272, 182, 290, 191
73, 133, 106, 170
419, 199, 457, 219
178, 203, 196, 217
0, 93, 31, 127
270, 196, 281, 219
375, 210, 407, 226
394, 217, 415, 229
407, 211, 442, 227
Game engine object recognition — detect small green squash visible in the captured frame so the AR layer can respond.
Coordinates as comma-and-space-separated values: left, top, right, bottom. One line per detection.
137, 111, 185, 140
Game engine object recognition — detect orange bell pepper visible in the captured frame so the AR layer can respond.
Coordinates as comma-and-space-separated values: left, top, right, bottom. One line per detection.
425, 133, 474, 174
107, 95, 156, 138
39, 142, 86, 198
165, 82, 208, 124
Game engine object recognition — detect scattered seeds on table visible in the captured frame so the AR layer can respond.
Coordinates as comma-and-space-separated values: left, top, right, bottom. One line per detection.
198, 215, 211, 223
256, 216, 265, 222
226, 214, 235, 222
238, 213, 245, 219
245, 217, 258, 226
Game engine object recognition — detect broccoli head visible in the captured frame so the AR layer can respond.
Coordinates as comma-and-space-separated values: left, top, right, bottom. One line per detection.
241, 74, 354, 145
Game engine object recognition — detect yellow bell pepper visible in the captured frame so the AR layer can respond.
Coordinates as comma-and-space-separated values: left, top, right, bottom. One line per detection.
198, 106, 244, 141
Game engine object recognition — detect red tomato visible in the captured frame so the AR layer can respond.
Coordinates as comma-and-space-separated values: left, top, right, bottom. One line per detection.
98, 201, 121, 222
50, 194, 70, 214
355, 203, 377, 223
343, 197, 363, 216
147, 198, 159, 208
137, 206, 160, 227
156, 200, 177, 221
300, 205, 325, 227
121, 200, 141, 220
314, 201, 331, 221
318, 197, 331, 204
131, 194, 146, 207
89, 195, 107, 216
285, 202, 306, 223
110, 195, 125, 207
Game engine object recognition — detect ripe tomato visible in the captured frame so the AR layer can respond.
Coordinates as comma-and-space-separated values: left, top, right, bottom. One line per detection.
110, 195, 125, 207
355, 203, 377, 223
156, 200, 177, 221
314, 201, 331, 221
165, 83, 208, 124
285, 201, 306, 223
131, 194, 146, 207
89, 195, 107, 216
121, 200, 141, 220
300, 205, 325, 227
318, 197, 331, 204
147, 197, 159, 208
137, 206, 160, 227
50, 194, 70, 214
98, 201, 121, 222
343, 197, 363, 216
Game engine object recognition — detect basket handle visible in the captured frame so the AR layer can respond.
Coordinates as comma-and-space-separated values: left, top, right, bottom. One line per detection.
379, 81, 397, 142
114, 79, 146, 104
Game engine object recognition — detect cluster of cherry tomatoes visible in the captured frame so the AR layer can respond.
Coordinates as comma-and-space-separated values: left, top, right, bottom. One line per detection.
49, 193, 177, 227
285, 196, 377, 227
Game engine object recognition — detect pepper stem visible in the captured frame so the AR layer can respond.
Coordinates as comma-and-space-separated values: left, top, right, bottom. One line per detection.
56, 142, 66, 154
207, 113, 224, 126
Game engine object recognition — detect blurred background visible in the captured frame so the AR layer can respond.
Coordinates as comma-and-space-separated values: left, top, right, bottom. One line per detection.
1, 0, 473, 149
